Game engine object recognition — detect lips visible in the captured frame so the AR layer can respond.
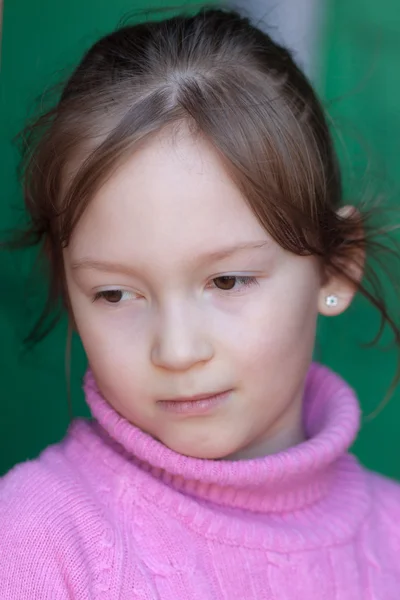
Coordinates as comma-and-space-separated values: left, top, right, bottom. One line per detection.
158, 390, 228, 403
156, 390, 232, 415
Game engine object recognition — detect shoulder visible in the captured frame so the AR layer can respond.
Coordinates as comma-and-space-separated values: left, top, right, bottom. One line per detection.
0, 423, 116, 599
1, 420, 108, 525
366, 469, 400, 514
362, 469, 400, 549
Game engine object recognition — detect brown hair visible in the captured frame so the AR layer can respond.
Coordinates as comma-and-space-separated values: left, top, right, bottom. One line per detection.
10, 8, 400, 389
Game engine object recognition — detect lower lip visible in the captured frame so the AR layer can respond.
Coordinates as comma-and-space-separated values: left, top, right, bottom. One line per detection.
157, 391, 231, 415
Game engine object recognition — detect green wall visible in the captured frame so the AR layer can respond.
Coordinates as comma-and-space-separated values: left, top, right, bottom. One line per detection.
1, 1, 399, 479
318, 0, 400, 479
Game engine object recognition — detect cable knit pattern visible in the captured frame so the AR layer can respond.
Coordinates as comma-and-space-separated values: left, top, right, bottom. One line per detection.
1, 363, 400, 599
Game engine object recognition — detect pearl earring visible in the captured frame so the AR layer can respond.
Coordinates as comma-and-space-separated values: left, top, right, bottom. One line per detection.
325, 294, 338, 307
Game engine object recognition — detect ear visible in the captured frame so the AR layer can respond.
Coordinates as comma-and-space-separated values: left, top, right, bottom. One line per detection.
318, 205, 365, 317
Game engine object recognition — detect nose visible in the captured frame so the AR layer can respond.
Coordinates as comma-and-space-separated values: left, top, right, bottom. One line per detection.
151, 301, 213, 371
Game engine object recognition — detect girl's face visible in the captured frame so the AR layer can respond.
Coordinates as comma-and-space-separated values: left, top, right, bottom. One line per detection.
64, 128, 331, 460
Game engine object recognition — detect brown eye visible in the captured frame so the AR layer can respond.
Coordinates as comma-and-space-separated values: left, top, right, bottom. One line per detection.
210, 276, 258, 294
96, 290, 123, 303
213, 276, 237, 290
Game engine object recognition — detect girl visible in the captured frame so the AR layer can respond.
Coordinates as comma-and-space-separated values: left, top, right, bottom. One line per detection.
1, 7, 400, 599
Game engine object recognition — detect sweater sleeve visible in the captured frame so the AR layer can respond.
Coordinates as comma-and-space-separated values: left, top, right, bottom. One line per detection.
0, 457, 107, 600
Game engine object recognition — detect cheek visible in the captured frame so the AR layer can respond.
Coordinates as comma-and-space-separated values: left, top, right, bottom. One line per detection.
67, 292, 148, 387
77, 316, 146, 370
76, 316, 151, 421
218, 290, 319, 375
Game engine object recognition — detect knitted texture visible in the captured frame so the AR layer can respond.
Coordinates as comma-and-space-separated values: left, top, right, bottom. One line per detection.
1, 363, 400, 599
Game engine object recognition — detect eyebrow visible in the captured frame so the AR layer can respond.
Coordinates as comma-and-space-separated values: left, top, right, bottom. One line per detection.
71, 241, 270, 275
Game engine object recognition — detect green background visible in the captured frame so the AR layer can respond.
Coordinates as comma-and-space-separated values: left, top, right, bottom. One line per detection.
318, 0, 400, 478
1, 1, 399, 477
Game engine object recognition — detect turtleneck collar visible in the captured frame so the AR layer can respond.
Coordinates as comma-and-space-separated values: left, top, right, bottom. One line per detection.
77, 363, 363, 516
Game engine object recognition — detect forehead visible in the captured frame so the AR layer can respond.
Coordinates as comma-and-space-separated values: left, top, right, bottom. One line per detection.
69, 127, 269, 262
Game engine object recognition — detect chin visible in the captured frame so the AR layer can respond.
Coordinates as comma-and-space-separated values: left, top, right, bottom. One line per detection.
160, 433, 240, 461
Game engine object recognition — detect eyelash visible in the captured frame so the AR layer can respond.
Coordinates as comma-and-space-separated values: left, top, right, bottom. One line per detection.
207, 275, 259, 293
92, 290, 136, 304
92, 275, 259, 304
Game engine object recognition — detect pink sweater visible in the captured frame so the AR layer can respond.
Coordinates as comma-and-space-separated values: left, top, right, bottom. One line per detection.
1, 364, 400, 599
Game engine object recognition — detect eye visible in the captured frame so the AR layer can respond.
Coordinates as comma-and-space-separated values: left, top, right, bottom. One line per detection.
92, 289, 136, 304
210, 275, 259, 292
